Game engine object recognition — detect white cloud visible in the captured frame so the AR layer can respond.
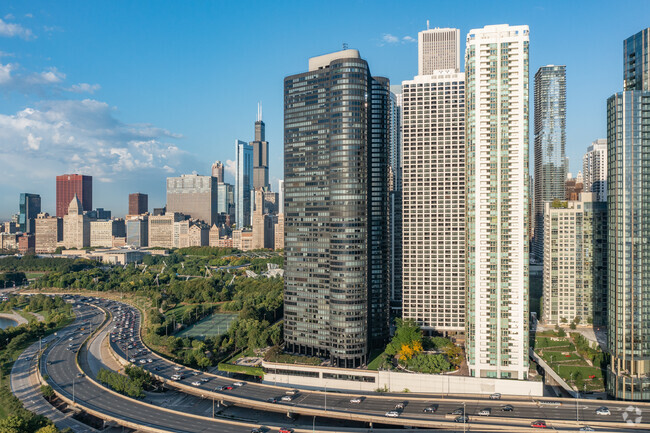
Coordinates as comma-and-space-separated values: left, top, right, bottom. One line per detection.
4, 14, 14, 20
224, 159, 237, 178
0, 18, 34, 40
67, 83, 101, 94
382, 33, 399, 44
402, 36, 416, 43
24, 13, 33, 19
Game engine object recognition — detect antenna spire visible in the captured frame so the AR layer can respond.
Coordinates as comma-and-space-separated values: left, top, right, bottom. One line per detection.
427, 20, 430, 30
257, 102, 263, 122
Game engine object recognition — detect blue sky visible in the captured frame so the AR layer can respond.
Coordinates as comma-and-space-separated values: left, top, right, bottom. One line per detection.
1, 0, 648, 219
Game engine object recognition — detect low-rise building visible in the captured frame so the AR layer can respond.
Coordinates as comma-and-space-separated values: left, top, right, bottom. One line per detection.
18, 234, 35, 253
275, 214, 284, 250
233, 229, 253, 251
188, 223, 209, 246
90, 219, 126, 248
0, 233, 19, 250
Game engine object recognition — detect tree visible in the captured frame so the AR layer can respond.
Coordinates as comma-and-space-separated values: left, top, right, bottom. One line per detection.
386, 319, 422, 356
0, 415, 27, 433
35, 426, 60, 433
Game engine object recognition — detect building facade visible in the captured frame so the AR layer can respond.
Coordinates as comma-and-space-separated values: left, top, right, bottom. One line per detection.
148, 213, 183, 248
607, 90, 650, 400
565, 171, 584, 200
34, 213, 62, 253
402, 67, 466, 333
90, 219, 126, 248
533, 65, 567, 263
56, 174, 92, 218
126, 216, 148, 248
389, 85, 403, 315
235, 139, 253, 228
166, 174, 218, 225
582, 139, 608, 202
418, 27, 460, 75
211, 160, 225, 182
465, 24, 530, 379
624, 28, 650, 91
19, 193, 41, 234
284, 49, 390, 367
63, 195, 90, 249
128, 193, 148, 215
251, 108, 270, 190
542, 194, 607, 326
274, 213, 284, 250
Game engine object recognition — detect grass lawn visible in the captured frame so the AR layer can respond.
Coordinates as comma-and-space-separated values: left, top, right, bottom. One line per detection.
176, 312, 238, 340
367, 349, 386, 370
25, 272, 47, 280
536, 337, 574, 350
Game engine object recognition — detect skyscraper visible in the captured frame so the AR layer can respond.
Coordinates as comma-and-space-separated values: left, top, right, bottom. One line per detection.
607, 91, 650, 401
582, 139, 608, 202
418, 27, 460, 75
533, 65, 567, 262
624, 28, 650, 91
211, 160, 225, 182
235, 139, 253, 227
277, 179, 284, 214
19, 193, 41, 233
56, 174, 92, 218
402, 36, 466, 333
389, 85, 403, 315
63, 194, 90, 249
284, 49, 390, 367
128, 193, 148, 215
465, 24, 530, 380
251, 105, 270, 190
166, 174, 218, 225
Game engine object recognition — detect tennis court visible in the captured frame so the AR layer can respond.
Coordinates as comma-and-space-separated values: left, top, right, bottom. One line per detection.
177, 313, 238, 339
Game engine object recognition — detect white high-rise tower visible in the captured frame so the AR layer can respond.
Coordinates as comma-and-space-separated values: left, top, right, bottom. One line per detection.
582, 139, 607, 202
418, 27, 460, 75
465, 24, 530, 379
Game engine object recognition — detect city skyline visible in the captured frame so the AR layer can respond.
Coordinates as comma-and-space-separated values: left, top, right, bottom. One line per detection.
0, 1, 649, 218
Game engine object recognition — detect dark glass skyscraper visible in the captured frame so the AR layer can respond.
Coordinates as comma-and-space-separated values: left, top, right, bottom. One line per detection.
283, 49, 390, 367
251, 106, 270, 190
19, 193, 41, 233
533, 65, 567, 263
624, 28, 649, 91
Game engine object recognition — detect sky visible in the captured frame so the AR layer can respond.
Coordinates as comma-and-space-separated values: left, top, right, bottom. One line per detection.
0, 0, 648, 219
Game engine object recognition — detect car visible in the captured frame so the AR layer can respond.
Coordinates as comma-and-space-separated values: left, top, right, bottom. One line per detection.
278, 429, 293, 433
281, 395, 293, 401
501, 404, 514, 412
451, 408, 464, 415
76, 373, 84, 378
250, 429, 262, 433
349, 397, 362, 404
223, 385, 233, 390
171, 374, 182, 381
384, 411, 400, 417
596, 407, 610, 415
285, 389, 299, 395
454, 416, 469, 423
139, 359, 147, 364
233, 382, 244, 387
200, 378, 210, 382
173, 366, 181, 371
267, 397, 277, 403
422, 405, 437, 413
191, 381, 201, 386
191, 371, 200, 376
531, 420, 547, 428
489, 393, 501, 400
129, 358, 135, 363
478, 408, 491, 416
395, 402, 406, 410
147, 358, 153, 363
579, 427, 595, 432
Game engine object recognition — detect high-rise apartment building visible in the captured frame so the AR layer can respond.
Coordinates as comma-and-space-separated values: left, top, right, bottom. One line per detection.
582, 139, 607, 202
565, 171, 584, 200
607, 90, 650, 400
34, 213, 62, 253
166, 174, 218, 225
19, 193, 41, 234
235, 139, 253, 228
389, 85, 403, 315
542, 193, 607, 326
63, 195, 90, 249
128, 193, 148, 215
56, 174, 92, 218
211, 161, 225, 182
284, 49, 390, 367
418, 27, 460, 75
251, 106, 270, 190
465, 24, 530, 380
624, 28, 650, 91
533, 65, 567, 262
402, 65, 466, 332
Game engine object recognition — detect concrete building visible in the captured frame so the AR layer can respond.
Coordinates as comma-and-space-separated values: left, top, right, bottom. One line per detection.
402, 50, 466, 333
465, 24, 530, 380
56, 174, 92, 218
148, 213, 184, 248
166, 174, 218, 225
0, 233, 19, 251
173, 220, 190, 248
128, 193, 148, 215
542, 193, 607, 326
188, 223, 209, 246
63, 194, 90, 249
252, 189, 265, 250
389, 85, 403, 315
251, 105, 270, 190
211, 161, 225, 183
418, 26, 460, 75
35, 213, 62, 253
284, 49, 390, 367
19, 193, 41, 234
565, 171, 584, 200
126, 215, 148, 247
235, 139, 253, 228
233, 229, 253, 251
18, 234, 35, 253
209, 224, 220, 247
607, 85, 650, 400
278, 180, 284, 214
533, 65, 567, 263
582, 139, 607, 202
90, 219, 126, 248
274, 213, 284, 250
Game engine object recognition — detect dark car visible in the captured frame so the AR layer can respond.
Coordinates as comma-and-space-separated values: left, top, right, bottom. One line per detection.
266, 397, 277, 403
501, 404, 514, 412
451, 408, 465, 415
423, 404, 437, 413
454, 416, 469, 423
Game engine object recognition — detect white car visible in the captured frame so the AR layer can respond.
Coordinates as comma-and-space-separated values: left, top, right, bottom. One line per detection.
385, 411, 400, 418
174, 366, 181, 371
171, 374, 181, 381
147, 358, 153, 363
233, 382, 244, 387
281, 395, 293, 402
478, 408, 491, 416
349, 397, 362, 404
596, 407, 610, 416
200, 378, 210, 383
191, 381, 201, 386
139, 359, 147, 364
